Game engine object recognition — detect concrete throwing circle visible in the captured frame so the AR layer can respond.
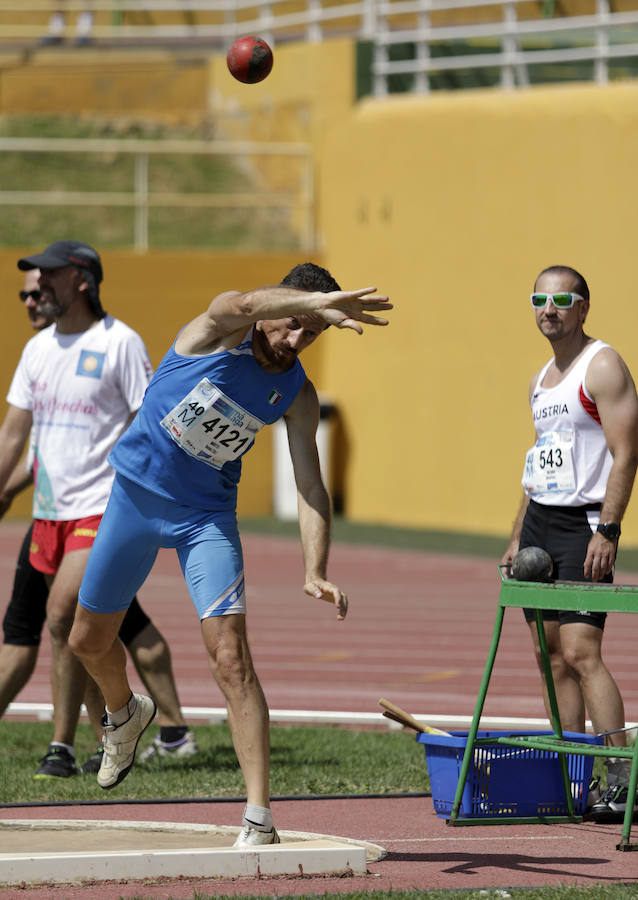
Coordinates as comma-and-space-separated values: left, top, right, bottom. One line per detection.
0, 819, 385, 886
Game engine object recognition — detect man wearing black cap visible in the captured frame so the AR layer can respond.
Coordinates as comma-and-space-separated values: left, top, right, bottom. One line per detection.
0, 267, 200, 773
22, 240, 107, 320
0, 240, 159, 778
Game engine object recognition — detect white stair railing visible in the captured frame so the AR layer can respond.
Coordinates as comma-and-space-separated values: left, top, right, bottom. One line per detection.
0, 137, 315, 252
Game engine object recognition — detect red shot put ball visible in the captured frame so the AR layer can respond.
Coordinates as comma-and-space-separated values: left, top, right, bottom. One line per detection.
226, 36, 274, 84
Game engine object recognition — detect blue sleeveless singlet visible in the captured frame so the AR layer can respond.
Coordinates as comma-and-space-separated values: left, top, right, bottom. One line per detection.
109, 328, 306, 512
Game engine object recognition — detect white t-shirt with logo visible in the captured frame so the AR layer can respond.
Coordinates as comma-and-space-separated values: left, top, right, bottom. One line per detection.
7, 315, 152, 521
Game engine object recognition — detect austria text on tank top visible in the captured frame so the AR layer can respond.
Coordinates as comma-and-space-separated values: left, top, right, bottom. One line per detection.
521, 339, 612, 507
110, 327, 306, 512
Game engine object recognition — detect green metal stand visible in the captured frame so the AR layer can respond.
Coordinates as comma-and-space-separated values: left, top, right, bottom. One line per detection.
447, 569, 638, 851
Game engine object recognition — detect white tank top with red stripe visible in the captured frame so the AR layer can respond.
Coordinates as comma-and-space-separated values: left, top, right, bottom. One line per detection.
521, 339, 612, 507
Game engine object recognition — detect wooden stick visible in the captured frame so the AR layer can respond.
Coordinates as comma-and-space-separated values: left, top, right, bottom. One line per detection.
382, 709, 424, 731
379, 697, 451, 736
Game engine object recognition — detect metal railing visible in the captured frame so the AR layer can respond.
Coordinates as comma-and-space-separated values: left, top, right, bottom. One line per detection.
0, 0, 637, 93
0, 0, 377, 43
0, 137, 315, 252
372, 0, 638, 94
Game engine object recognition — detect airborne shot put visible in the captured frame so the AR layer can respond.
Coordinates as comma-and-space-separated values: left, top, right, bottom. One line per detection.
69, 263, 392, 846
501, 264, 638, 818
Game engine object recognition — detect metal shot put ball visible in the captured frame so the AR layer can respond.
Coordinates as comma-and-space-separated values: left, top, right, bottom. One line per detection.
511, 546, 554, 582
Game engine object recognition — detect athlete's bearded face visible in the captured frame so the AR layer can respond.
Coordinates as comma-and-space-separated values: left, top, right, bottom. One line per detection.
37, 265, 84, 320
254, 315, 326, 371
534, 271, 589, 343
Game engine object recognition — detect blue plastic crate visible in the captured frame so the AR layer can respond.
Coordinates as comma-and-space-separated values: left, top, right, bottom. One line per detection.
417, 729, 602, 819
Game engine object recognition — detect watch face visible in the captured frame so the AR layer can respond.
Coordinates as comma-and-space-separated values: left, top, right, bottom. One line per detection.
598, 522, 620, 540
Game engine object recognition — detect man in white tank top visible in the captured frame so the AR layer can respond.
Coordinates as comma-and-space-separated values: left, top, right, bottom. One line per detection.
501, 264, 638, 819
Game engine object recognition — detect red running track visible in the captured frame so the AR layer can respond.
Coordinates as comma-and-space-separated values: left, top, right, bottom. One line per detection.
3, 522, 638, 897
3, 798, 638, 898
2, 522, 638, 723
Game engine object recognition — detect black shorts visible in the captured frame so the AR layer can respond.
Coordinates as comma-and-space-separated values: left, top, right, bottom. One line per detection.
2, 524, 48, 646
520, 499, 611, 630
2, 523, 151, 648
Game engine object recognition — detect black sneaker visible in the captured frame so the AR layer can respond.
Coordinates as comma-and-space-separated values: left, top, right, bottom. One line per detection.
586, 776, 602, 810
80, 744, 104, 774
33, 745, 79, 780
589, 783, 638, 819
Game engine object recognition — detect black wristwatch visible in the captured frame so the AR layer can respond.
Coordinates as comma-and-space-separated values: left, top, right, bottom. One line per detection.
597, 522, 621, 541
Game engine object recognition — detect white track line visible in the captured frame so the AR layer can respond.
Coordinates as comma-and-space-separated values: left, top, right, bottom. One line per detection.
6, 702, 636, 733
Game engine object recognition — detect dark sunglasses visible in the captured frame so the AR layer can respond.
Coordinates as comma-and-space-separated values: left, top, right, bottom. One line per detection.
19, 289, 41, 302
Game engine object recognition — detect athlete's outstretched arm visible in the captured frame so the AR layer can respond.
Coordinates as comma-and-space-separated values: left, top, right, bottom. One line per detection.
175, 285, 392, 356
284, 381, 348, 622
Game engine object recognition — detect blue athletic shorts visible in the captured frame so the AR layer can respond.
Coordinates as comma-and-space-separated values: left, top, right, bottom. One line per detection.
78, 473, 246, 620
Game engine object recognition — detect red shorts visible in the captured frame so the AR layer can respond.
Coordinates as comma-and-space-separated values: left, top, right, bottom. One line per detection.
30, 516, 103, 575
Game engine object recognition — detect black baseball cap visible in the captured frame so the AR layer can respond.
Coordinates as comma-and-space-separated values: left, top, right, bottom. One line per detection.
18, 240, 103, 282
17, 240, 106, 319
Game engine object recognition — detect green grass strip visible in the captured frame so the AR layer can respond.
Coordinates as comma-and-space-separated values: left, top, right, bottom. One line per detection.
239, 516, 638, 570
0, 720, 428, 805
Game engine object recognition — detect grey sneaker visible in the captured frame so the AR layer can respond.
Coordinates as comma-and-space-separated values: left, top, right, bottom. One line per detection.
98, 694, 156, 790
233, 825, 280, 847
139, 730, 199, 763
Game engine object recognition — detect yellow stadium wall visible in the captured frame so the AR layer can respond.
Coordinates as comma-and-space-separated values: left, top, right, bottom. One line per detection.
0, 250, 323, 521
0, 38, 354, 129
0, 50, 211, 117
5, 39, 638, 547
318, 81, 638, 544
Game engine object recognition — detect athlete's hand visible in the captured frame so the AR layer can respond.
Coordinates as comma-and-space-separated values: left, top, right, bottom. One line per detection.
316, 287, 392, 333
500, 539, 520, 577
584, 532, 617, 582
304, 578, 349, 621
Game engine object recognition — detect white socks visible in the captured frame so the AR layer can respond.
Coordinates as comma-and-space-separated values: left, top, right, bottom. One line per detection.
243, 804, 273, 832
106, 694, 137, 727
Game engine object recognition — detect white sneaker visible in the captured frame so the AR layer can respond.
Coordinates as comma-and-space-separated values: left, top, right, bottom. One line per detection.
139, 730, 199, 763
233, 824, 280, 847
98, 694, 157, 789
